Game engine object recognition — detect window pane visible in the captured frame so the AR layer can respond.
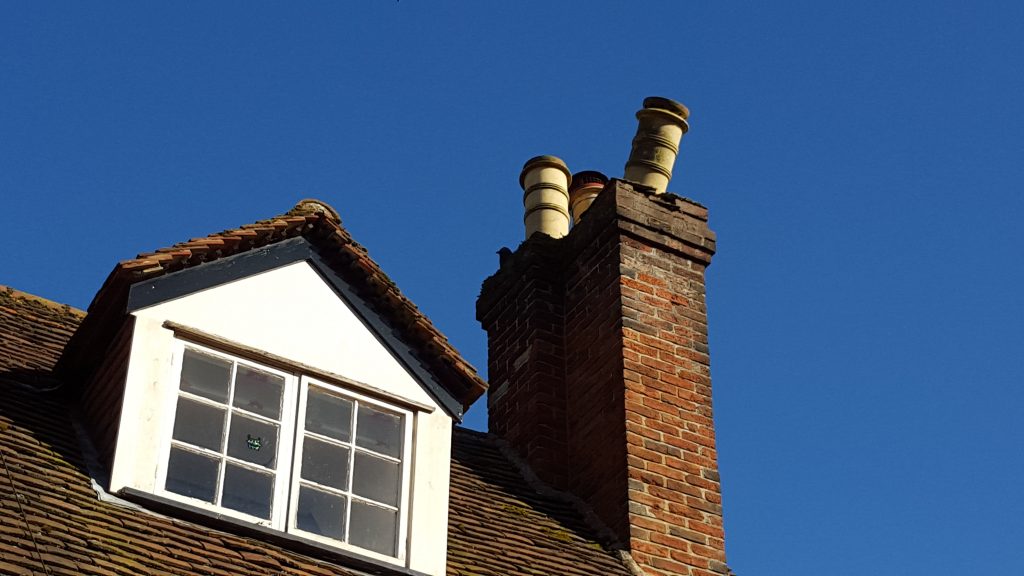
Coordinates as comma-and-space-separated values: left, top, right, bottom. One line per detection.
352, 452, 400, 507
233, 365, 284, 420
350, 500, 397, 557
221, 463, 273, 520
356, 405, 402, 458
172, 397, 226, 452
301, 437, 350, 491
296, 485, 347, 540
180, 349, 231, 403
305, 387, 352, 442
227, 413, 279, 469
166, 447, 219, 503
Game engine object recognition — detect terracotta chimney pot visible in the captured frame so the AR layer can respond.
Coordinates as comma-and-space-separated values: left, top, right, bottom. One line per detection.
568, 170, 609, 225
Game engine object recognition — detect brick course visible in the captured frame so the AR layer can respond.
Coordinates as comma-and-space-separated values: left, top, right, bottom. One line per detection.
478, 179, 727, 575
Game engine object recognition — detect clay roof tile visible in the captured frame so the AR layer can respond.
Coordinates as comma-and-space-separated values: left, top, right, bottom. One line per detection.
58, 199, 487, 412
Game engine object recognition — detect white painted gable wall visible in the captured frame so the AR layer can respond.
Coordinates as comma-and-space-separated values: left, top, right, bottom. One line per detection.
110, 261, 452, 575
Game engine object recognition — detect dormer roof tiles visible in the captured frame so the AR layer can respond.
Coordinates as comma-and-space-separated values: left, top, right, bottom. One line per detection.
58, 200, 487, 414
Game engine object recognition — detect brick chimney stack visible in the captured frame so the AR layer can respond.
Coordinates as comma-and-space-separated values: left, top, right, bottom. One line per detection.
477, 98, 727, 575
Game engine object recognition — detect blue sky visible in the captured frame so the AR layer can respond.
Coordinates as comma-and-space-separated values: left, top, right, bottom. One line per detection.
2, 2, 1022, 574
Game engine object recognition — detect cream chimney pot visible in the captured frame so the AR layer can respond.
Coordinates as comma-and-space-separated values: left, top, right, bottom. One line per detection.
520, 155, 571, 239
624, 96, 690, 193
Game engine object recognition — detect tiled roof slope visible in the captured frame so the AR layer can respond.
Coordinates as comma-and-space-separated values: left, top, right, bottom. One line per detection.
1, 288, 359, 576
1, 288, 634, 575
448, 429, 634, 576
57, 200, 486, 412
0, 287, 82, 376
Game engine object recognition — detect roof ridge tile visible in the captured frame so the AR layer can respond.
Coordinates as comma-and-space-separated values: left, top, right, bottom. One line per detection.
0, 286, 85, 318
57, 199, 486, 412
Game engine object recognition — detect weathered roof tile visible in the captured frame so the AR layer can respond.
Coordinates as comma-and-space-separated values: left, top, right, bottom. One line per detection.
59, 200, 486, 413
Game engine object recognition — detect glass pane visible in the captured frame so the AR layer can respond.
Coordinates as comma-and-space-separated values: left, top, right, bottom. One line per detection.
221, 463, 273, 520
227, 413, 279, 469
179, 349, 231, 403
305, 387, 352, 442
172, 397, 226, 452
352, 452, 400, 507
301, 437, 350, 491
233, 365, 284, 420
350, 500, 398, 557
356, 405, 402, 458
166, 447, 219, 503
296, 485, 347, 540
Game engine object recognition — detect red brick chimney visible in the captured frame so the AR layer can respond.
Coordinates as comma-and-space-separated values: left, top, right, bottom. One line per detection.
477, 98, 727, 575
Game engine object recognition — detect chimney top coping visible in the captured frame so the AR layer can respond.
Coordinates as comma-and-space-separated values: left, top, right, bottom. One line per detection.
609, 179, 708, 221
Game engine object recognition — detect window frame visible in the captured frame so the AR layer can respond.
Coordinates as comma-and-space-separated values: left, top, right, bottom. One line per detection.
155, 339, 413, 564
289, 375, 414, 563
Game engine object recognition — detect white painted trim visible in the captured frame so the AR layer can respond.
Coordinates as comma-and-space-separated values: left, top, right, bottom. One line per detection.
287, 375, 414, 566
152, 341, 417, 566
163, 320, 436, 414
154, 341, 298, 530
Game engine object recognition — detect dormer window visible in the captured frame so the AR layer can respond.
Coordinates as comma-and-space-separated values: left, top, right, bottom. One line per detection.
160, 341, 412, 561
75, 222, 489, 576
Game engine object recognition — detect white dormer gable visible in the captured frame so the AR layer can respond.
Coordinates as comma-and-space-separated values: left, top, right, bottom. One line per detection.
110, 242, 454, 575
136, 260, 435, 406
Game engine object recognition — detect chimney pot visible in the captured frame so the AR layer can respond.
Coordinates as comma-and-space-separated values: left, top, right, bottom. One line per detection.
624, 96, 690, 193
520, 155, 571, 239
568, 170, 608, 225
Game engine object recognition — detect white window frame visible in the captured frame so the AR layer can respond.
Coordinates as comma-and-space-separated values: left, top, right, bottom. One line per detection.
156, 342, 298, 529
155, 340, 413, 564
289, 376, 414, 564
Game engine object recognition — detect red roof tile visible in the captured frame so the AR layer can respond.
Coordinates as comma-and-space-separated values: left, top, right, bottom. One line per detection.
58, 199, 486, 413
448, 429, 634, 576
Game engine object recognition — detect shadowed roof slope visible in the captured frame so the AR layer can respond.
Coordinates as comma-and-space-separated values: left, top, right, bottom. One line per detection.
448, 429, 635, 576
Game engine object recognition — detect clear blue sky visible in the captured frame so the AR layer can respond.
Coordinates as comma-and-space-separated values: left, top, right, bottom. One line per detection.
2, 2, 1022, 574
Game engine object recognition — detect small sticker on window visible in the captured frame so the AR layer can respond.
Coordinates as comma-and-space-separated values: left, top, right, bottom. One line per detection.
246, 434, 263, 451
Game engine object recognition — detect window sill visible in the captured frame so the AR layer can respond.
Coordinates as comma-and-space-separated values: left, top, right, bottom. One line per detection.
118, 487, 431, 576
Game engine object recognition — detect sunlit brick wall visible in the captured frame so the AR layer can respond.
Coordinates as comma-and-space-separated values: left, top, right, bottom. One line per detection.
480, 180, 727, 576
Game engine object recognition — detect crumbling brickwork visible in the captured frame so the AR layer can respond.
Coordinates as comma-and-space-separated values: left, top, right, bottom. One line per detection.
478, 179, 726, 576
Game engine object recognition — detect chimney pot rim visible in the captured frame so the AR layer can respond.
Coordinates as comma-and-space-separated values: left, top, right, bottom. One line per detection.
519, 155, 571, 189
642, 96, 689, 119
569, 170, 609, 189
